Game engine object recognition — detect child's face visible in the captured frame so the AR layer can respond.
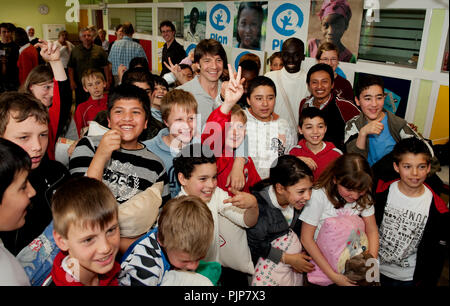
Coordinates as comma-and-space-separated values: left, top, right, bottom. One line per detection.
0, 170, 35, 231
299, 116, 327, 147
2, 114, 49, 169
225, 115, 246, 149
394, 153, 431, 190
108, 98, 148, 149
270, 57, 283, 71
309, 70, 333, 102
55, 218, 120, 279
151, 84, 168, 110
83, 75, 106, 100
337, 184, 366, 203
165, 105, 196, 145
179, 163, 217, 203
30, 81, 54, 107
355, 85, 385, 122
164, 248, 201, 271
247, 85, 276, 122
277, 177, 313, 210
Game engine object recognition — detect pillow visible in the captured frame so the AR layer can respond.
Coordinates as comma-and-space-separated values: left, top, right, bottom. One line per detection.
307, 208, 369, 286
87, 120, 109, 136
218, 214, 255, 275
118, 181, 164, 238
160, 270, 213, 286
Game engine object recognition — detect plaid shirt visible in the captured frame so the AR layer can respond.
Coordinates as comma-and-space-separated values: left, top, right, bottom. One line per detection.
108, 36, 147, 75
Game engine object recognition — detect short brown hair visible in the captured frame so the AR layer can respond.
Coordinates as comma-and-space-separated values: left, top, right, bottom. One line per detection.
194, 39, 227, 66
157, 195, 214, 259
315, 42, 339, 61
20, 65, 53, 94
160, 89, 197, 123
81, 69, 105, 87
0, 92, 49, 136
52, 176, 118, 239
230, 104, 247, 124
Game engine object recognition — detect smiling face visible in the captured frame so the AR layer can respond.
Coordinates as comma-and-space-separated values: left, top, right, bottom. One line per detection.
107, 98, 148, 149
355, 84, 385, 122
27, 27, 35, 38
151, 84, 168, 110
225, 115, 246, 150
247, 85, 276, 122
308, 70, 333, 103
318, 50, 339, 73
54, 218, 120, 282
394, 153, 431, 192
270, 57, 284, 71
281, 41, 305, 74
160, 25, 175, 44
237, 7, 262, 49
0, 170, 36, 231
198, 53, 223, 84
321, 14, 348, 45
275, 177, 313, 210
2, 114, 49, 169
299, 116, 327, 147
30, 81, 54, 107
164, 105, 196, 146
178, 163, 217, 204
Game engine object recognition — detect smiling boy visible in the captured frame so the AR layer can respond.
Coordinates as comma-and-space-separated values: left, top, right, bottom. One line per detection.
69, 84, 170, 205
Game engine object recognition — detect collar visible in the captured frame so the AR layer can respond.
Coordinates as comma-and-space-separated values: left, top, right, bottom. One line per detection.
122, 36, 133, 41
19, 43, 31, 54
280, 67, 304, 79
245, 108, 279, 122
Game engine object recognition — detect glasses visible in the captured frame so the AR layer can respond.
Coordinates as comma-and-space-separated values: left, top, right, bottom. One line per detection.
161, 30, 174, 34
320, 57, 338, 63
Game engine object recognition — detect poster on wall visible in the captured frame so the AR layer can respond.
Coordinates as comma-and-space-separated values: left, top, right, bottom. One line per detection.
442, 30, 449, 72
205, 2, 236, 48
306, 0, 363, 63
184, 2, 207, 43
265, 0, 310, 55
232, 2, 268, 51
232, 48, 266, 75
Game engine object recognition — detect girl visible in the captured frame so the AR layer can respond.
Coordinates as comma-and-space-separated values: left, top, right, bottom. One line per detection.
235, 2, 264, 50
20, 40, 72, 160
247, 155, 315, 286
0, 138, 36, 285
300, 153, 379, 286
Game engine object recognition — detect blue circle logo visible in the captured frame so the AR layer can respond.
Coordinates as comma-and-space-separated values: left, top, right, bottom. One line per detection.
209, 4, 231, 31
234, 51, 250, 71
185, 43, 196, 56
272, 3, 304, 36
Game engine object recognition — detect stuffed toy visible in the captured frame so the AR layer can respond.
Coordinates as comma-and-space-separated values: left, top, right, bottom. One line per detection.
344, 252, 381, 286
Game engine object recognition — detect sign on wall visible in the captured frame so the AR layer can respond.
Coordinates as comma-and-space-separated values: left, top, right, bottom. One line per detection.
205, 2, 236, 48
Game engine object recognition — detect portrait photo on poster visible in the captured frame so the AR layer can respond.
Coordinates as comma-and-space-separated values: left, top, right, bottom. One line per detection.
307, 0, 363, 63
184, 2, 207, 43
233, 1, 268, 51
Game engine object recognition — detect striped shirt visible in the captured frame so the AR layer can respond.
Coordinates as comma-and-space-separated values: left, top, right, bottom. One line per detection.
69, 135, 170, 204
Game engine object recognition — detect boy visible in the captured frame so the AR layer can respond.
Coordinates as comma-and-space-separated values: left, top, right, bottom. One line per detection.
150, 75, 169, 124
289, 107, 342, 181
69, 84, 170, 205
374, 137, 449, 286
73, 69, 108, 137
299, 63, 360, 151
143, 89, 198, 198
244, 76, 296, 179
173, 143, 259, 285
119, 195, 214, 286
44, 176, 121, 286
0, 92, 69, 255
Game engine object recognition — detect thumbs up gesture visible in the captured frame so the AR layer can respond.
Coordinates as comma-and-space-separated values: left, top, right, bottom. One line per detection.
361, 113, 385, 137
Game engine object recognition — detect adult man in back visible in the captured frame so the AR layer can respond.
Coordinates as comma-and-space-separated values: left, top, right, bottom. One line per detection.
68, 27, 110, 106
0, 23, 19, 92
265, 38, 308, 140
108, 22, 148, 85
160, 20, 186, 77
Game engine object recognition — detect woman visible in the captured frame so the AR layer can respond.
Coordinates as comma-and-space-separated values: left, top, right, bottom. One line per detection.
236, 2, 264, 50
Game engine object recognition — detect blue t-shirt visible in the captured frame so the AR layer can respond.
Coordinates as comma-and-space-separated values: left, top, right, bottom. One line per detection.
367, 114, 396, 166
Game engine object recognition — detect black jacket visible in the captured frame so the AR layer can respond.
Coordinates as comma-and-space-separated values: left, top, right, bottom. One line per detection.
375, 179, 449, 286
160, 39, 186, 77
247, 186, 302, 266
0, 157, 70, 255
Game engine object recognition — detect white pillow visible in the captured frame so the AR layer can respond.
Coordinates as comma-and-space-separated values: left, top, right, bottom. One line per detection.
160, 270, 213, 286
87, 120, 109, 136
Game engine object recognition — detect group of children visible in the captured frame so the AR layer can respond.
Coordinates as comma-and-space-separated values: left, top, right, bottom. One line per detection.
0, 36, 448, 287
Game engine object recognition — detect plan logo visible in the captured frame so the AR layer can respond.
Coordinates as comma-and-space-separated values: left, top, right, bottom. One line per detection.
234, 51, 250, 71
209, 4, 231, 31
185, 43, 196, 56
272, 3, 304, 36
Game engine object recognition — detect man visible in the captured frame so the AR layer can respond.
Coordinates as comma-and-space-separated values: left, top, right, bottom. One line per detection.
177, 38, 225, 129
108, 22, 148, 85
160, 20, 186, 77
0, 23, 19, 92
68, 27, 111, 105
265, 38, 309, 138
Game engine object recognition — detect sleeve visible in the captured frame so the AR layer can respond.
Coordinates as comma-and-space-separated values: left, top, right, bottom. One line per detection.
156, 167, 171, 205
299, 189, 327, 226
201, 107, 230, 154
68, 136, 96, 176
57, 80, 73, 139
344, 119, 368, 158
361, 204, 375, 218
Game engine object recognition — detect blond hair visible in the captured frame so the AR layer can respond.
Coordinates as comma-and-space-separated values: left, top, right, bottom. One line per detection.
52, 177, 118, 238
157, 195, 213, 259
230, 104, 247, 124
81, 69, 105, 88
160, 89, 197, 123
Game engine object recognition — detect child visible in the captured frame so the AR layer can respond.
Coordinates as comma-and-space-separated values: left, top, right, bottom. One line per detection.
202, 65, 261, 195
44, 176, 121, 286
247, 155, 315, 286
69, 84, 170, 205
290, 107, 342, 181
0, 92, 69, 255
268, 51, 283, 71
118, 195, 215, 286
143, 89, 198, 198
374, 137, 449, 286
173, 143, 259, 285
244, 76, 296, 179
73, 69, 108, 137
150, 75, 169, 124
300, 153, 379, 286
0, 138, 36, 285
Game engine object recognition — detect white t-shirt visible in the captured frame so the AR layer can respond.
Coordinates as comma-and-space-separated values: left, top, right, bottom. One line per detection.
0, 239, 30, 286
268, 185, 294, 225
378, 181, 432, 281
299, 188, 375, 240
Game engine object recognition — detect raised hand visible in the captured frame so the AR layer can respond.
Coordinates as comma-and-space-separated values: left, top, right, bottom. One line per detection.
223, 189, 257, 210
361, 115, 384, 137
36, 40, 61, 62
222, 64, 245, 113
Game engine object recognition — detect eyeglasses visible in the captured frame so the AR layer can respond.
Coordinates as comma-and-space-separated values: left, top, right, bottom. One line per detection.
320, 57, 338, 63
